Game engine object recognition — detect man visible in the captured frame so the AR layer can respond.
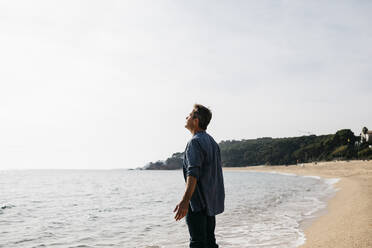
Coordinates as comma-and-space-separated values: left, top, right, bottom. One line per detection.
174, 104, 225, 248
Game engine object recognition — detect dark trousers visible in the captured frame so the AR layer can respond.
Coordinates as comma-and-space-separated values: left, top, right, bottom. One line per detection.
186, 206, 219, 248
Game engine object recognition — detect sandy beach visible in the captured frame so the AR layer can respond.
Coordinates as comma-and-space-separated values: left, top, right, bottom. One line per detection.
224, 160, 372, 248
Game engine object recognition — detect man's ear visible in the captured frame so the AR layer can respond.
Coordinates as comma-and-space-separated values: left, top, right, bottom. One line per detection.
194, 118, 199, 128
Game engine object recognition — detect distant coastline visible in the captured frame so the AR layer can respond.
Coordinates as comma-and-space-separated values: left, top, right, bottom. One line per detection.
142, 129, 372, 170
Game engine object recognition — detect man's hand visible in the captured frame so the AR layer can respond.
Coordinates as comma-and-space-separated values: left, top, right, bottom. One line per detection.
173, 199, 189, 221
174, 175, 197, 221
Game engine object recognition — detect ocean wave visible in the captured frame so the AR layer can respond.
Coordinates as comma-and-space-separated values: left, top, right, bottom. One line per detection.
324, 178, 341, 185
1, 204, 15, 210
302, 175, 321, 180
264, 171, 298, 177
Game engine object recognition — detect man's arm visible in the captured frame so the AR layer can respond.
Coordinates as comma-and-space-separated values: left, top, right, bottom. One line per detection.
173, 175, 197, 221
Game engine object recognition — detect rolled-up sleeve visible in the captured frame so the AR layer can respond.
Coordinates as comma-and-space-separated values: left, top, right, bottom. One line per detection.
185, 139, 204, 180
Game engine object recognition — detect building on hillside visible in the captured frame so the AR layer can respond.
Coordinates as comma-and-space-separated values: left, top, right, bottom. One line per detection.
360, 127, 372, 143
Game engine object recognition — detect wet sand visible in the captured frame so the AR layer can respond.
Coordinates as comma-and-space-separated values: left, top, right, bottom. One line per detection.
224, 160, 372, 248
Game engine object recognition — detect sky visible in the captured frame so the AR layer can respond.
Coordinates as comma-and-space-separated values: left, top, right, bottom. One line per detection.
1, 0, 371, 170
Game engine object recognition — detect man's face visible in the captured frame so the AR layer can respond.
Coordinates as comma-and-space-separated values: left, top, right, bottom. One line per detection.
185, 109, 198, 131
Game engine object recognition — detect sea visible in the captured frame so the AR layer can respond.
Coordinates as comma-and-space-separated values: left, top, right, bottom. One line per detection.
0, 169, 339, 248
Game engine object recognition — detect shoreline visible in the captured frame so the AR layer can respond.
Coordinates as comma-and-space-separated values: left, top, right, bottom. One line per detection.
224, 160, 372, 248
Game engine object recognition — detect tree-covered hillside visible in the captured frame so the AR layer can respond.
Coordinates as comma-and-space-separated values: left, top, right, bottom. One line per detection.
143, 129, 372, 170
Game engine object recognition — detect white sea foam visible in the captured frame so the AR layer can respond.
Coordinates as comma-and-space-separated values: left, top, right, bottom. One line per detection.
258, 170, 298, 177
324, 178, 341, 185
302, 175, 322, 180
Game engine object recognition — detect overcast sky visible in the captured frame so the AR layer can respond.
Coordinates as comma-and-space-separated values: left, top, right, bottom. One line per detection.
1, 0, 371, 170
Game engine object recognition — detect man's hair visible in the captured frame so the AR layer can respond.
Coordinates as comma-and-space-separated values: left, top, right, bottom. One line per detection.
193, 104, 212, 130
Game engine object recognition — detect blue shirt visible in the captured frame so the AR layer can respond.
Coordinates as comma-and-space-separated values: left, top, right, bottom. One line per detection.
183, 131, 225, 216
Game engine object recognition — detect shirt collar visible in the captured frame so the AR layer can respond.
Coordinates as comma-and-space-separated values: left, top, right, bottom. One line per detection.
194, 130, 206, 137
